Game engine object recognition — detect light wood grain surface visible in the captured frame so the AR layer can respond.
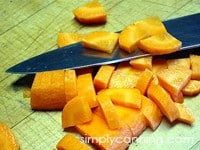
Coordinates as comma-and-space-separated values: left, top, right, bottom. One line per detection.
0, 0, 200, 149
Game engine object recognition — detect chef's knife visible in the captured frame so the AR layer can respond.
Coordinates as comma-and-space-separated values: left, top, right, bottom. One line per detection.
6, 13, 200, 74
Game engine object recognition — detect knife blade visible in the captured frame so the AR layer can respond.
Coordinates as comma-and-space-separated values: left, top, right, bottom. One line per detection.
6, 13, 200, 74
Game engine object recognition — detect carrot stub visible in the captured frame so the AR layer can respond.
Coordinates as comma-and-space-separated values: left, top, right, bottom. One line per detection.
182, 80, 200, 96
31, 70, 66, 110
129, 56, 152, 70
190, 54, 200, 80
56, 134, 92, 150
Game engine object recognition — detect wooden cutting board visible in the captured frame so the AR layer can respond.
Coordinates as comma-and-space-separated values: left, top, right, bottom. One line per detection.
0, 0, 200, 149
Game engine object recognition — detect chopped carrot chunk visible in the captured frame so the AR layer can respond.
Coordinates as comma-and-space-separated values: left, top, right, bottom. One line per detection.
182, 80, 200, 96
147, 84, 180, 122
175, 103, 195, 125
167, 58, 190, 69
57, 33, 82, 48
94, 65, 115, 91
129, 56, 152, 70
56, 134, 92, 150
190, 54, 200, 80
62, 95, 92, 128
119, 24, 149, 53
82, 31, 119, 53
73, 1, 107, 24
138, 32, 182, 55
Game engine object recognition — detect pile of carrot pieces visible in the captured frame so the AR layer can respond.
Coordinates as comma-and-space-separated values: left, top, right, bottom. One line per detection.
25, 1, 200, 150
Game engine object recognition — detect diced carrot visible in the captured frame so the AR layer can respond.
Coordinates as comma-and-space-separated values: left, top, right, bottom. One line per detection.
31, 70, 66, 110
82, 31, 119, 53
94, 65, 115, 91
98, 88, 142, 109
147, 84, 180, 122
57, 33, 82, 48
129, 56, 152, 70
65, 70, 78, 103
119, 24, 149, 53
152, 59, 167, 74
135, 69, 153, 95
77, 73, 98, 108
170, 91, 184, 103
62, 95, 92, 128
76, 113, 132, 150
141, 95, 163, 130
73, 0, 107, 24
157, 68, 192, 96
190, 54, 200, 80
138, 32, 182, 55
108, 62, 141, 88
114, 105, 147, 137
167, 58, 190, 69
182, 80, 200, 96
175, 103, 195, 125
0, 122, 20, 150
134, 16, 167, 36
96, 94, 121, 129
56, 134, 92, 150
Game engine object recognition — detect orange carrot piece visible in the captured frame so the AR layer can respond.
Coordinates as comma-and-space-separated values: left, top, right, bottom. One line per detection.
175, 103, 195, 125
94, 65, 115, 91
98, 88, 141, 109
62, 95, 92, 128
138, 32, 182, 55
56, 134, 92, 150
190, 54, 200, 80
182, 80, 200, 96
130, 56, 152, 70
76, 113, 132, 150
114, 105, 147, 137
73, 1, 107, 24
57, 33, 82, 48
170, 91, 184, 103
108, 62, 141, 88
147, 84, 180, 122
65, 70, 78, 103
119, 24, 149, 53
77, 73, 98, 108
157, 68, 192, 96
31, 70, 66, 110
152, 59, 167, 74
82, 31, 119, 53
96, 94, 121, 129
134, 16, 167, 36
135, 69, 153, 95
141, 96, 163, 130
167, 58, 190, 69
0, 122, 20, 150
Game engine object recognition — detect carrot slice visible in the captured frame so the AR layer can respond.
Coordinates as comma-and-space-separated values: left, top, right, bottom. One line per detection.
114, 105, 147, 137
57, 33, 82, 48
135, 69, 153, 95
175, 103, 195, 125
73, 1, 107, 24
98, 88, 142, 109
94, 65, 115, 91
141, 96, 163, 130
182, 80, 200, 96
82, 31, 119, 53
56, 134, 92, 150
138, 32, 182, 55
108, 62, 141, 88
62, 95, 92, 128
134, 16, 167, 36
65, 70, 78, 103
119, 24, 149, 53
190, 54, 200, 80
0, 122, 20, 150
129, 56, 152, 70
157, 68, 192, 96
147, 84, 180, 122
76, 113, 132, 150
167, 58, 190, 69
31, 70, 66, 110
77, 73, 98, 108
96, 94, 121, 129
